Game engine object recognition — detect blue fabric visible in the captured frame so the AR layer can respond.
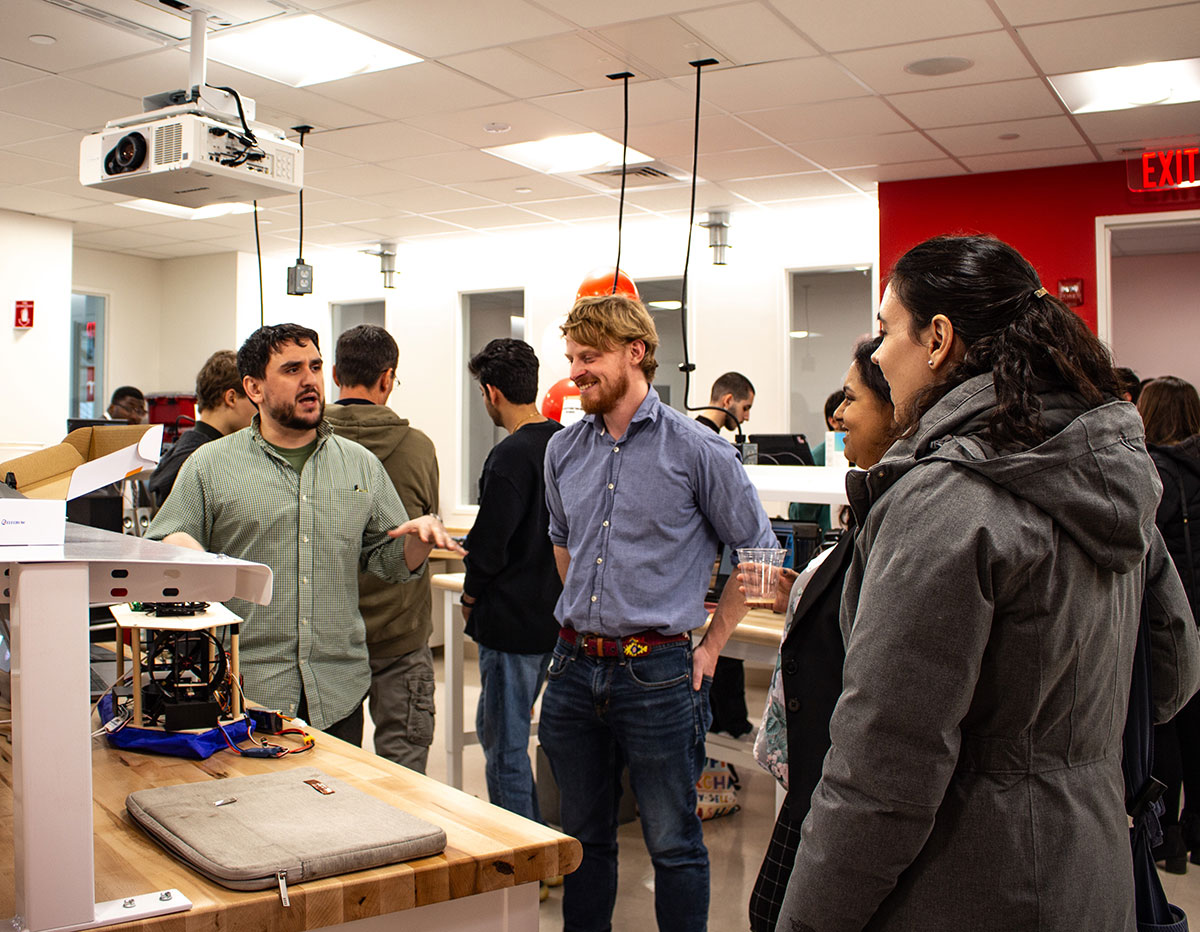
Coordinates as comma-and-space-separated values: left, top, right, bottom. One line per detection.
476, 644, 551, 822
540, 636, 713, 932
544, 387, 774, 637
98, 694, 253, 759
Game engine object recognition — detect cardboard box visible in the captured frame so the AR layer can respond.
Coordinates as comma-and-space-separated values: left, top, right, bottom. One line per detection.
0, 424, 163, 546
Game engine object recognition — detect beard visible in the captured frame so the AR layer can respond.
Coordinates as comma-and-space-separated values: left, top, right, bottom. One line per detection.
578, 369, 628, 416
263, 390, 324, 431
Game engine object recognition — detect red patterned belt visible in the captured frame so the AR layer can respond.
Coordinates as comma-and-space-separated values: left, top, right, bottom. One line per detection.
559, 626, 690, 658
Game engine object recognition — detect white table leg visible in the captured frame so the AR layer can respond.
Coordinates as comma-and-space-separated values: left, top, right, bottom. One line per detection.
443, 585, 464, 789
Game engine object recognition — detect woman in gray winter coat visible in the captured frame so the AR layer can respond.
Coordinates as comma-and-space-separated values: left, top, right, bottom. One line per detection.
776, 235, 1200, 932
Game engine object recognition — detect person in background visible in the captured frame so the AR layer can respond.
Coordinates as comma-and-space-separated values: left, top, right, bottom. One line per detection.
463, 339, 563, 831
789, 388, 844, 534
324, 324, 441, 771
1138, 376, 1200, 872
150, 350, 257, 506
148, 323, 462, 745
1116, 366, 1142, 403
541, 293, 775, 932
106, 385, 146, 424
695, 371, 754, 434
777, 234, 1200, 932
749, 337, 893, 932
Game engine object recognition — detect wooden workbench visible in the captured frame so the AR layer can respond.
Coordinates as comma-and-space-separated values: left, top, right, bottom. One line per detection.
0, 711, 581, 932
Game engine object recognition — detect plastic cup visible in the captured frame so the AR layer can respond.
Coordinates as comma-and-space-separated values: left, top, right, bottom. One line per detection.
739, 547, 786, 609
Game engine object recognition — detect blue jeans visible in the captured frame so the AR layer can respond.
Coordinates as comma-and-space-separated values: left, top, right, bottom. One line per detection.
539, 635, 713, 932
476, 644, 552, 822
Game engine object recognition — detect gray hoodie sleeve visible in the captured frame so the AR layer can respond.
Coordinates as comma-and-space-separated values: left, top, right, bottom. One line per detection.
1146, 528, 1200, 723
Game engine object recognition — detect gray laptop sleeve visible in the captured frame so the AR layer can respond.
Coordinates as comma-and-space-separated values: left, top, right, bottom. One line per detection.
126, 768, 447, 894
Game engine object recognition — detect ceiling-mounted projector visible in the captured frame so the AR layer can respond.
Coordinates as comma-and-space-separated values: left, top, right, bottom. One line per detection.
80, 108, 303, 208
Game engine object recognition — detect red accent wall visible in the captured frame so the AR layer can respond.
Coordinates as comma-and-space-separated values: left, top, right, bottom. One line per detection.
878, 160, 1200, 331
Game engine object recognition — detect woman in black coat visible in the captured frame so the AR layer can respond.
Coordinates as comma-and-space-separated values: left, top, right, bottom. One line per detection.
1140, 376, 1200, 871
747, 336, 895, 932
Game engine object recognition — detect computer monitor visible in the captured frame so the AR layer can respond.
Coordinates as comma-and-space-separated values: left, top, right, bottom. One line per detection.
747, 433, 815, 466
66, 417, 112, 433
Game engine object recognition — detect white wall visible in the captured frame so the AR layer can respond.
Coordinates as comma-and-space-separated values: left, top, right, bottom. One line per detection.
159, 253, 240, 392
2, 210, 73, 454
252, 197, 878, 525
1111, 252, 1200, 388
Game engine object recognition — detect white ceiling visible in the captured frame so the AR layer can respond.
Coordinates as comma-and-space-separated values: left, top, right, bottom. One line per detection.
1, 0, 1198, 260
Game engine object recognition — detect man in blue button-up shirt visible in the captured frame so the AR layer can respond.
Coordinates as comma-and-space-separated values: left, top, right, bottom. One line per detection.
541, 293, 774, 932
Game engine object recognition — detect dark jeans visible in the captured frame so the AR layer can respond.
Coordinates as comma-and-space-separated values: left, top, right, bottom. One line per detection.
298, 692, 364, 747
539, 635, 713, 932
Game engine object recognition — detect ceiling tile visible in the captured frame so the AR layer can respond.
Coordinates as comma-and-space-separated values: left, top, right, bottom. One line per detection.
203, 61, 385, 130
307, 122, 465, 161
304, 164, 427, 196
74, 228, 182, 250
452, 173, 599, 202
380, 148, 531, 184
837, 159, 968, 185
740, 97, 911, 144
0, 111, 70, 147
835, 32, 1034, 94
621, 182, 733, 212
0, 184, 94, 214
591, 17, 722, 78
0, 57, 47, 88
441, 48, 580, 99
1019, 5, 1200, 74
428, 204, 554, 228
724, 172, 860, 201
797, 131, 948, 167
373, 185, 494, 212
1095, 135, 1200, 161
1074, 100, 1200, 145
961, 146, 1096, 173
511, 33, 630, 90
349, 215, 470, 238
993, 0, 1176, 26
699, 59, 869, 111
0, 77, 140, 131
66, 49, 192, 98
678, 4, 818, 65
299, 224, 381, 246
689, 146, 819, 181
534, 79, 709, 131
405, 101, 588, 148
0, 0, 164, 73
272, 197, 389, 224
526, 0, 730, 29
136, 218, 248, 241
325, 0, 572, 58
887, 78, 1065, 127
5, 130, 84, 166
306, 62, 510, 122
137, 242, 235, 258
45, 202, 174, 225
774, 0, 1002, 52
299, 147, 358, 173
0, 151, 72, 184
927, 115, 1087, 156
515, 195, 629, 220
628, 114, 775, 162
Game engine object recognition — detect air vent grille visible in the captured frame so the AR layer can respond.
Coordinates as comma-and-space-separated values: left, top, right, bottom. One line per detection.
581, 161, 687, 189
155, 123, 183, 165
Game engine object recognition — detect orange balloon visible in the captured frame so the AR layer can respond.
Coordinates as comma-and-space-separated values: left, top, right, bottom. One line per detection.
576, 267, 640, 301
542, 377, 581, 423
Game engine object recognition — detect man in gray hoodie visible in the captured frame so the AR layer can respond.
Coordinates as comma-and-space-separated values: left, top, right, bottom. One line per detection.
325, 324, 440, 772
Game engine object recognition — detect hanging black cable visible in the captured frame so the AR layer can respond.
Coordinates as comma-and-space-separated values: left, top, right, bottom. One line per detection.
607, 71, 634, 293
679, 58, 721, 418
292, 126, 313, 264
253, 199, 264, 326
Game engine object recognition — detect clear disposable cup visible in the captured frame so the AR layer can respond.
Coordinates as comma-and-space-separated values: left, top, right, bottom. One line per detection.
739, 547, 786, 609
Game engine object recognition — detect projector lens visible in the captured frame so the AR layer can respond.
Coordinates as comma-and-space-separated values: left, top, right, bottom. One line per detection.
105, 132, 147, 175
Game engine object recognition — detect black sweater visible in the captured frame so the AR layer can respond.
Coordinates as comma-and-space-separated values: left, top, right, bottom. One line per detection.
1150, 435, 1200, 614
148, 420, 223, 506
464, 419, 564, 653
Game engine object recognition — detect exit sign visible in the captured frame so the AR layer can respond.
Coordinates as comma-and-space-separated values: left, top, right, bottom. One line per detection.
1127, 147, 1199, 192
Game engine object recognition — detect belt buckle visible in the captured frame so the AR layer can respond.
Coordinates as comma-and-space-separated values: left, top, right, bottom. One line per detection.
623, 637, 649, 657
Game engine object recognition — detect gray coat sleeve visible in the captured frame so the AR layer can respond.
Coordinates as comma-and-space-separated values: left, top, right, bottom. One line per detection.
1146, 528, 1200, 723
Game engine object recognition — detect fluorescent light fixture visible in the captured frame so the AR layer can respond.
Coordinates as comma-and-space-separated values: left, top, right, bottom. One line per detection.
1049, 57, 1200, 114
483, 132, 653, 175
648, 300, 682, 310
118, 199, 256, 220
204, 14, 421, 88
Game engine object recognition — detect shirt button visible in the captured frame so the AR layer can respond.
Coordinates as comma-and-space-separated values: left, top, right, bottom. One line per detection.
301, 618, 309, 625
602, 520, 609, 527
613, 446, 620, 453
607, 483, 614, 490
591, 595, 597, 602
302, 576, 308, 584
302, 535, 309, 543
596, 557, 603, 564
787, 698, 801, 713
301, 494, 307, 502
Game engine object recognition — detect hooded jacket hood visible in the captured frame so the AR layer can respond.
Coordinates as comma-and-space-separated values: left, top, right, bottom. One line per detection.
323, 402, 411, 463
849, 373, 1161, 573
1151, 434, 1200, 481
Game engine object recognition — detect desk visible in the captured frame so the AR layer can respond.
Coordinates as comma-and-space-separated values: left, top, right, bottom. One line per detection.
0, 714, 581, 932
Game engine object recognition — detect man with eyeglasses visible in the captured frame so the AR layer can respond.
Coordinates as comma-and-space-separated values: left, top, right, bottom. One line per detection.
106, 385, 146, 424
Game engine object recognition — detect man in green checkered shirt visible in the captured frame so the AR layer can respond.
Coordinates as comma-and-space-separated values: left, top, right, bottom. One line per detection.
148, 323, 463, 744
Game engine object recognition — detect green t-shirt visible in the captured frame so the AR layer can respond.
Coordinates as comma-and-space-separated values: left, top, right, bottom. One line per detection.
267, 437, 318, 474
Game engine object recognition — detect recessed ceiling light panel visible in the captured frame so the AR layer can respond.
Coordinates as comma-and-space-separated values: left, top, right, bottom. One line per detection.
483, 132, 653, 175
204, 14, 421, 88
904, 56, 973, 77
1049, 57, 1200, 114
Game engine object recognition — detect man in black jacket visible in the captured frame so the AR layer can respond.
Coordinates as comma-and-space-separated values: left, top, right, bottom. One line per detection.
464, 339, 563, 823
149, 350, 256, 506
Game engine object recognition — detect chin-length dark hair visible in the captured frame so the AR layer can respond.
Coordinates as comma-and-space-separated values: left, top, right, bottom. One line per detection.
889, 235, 1121, 450
1139, 376, 1200, 446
